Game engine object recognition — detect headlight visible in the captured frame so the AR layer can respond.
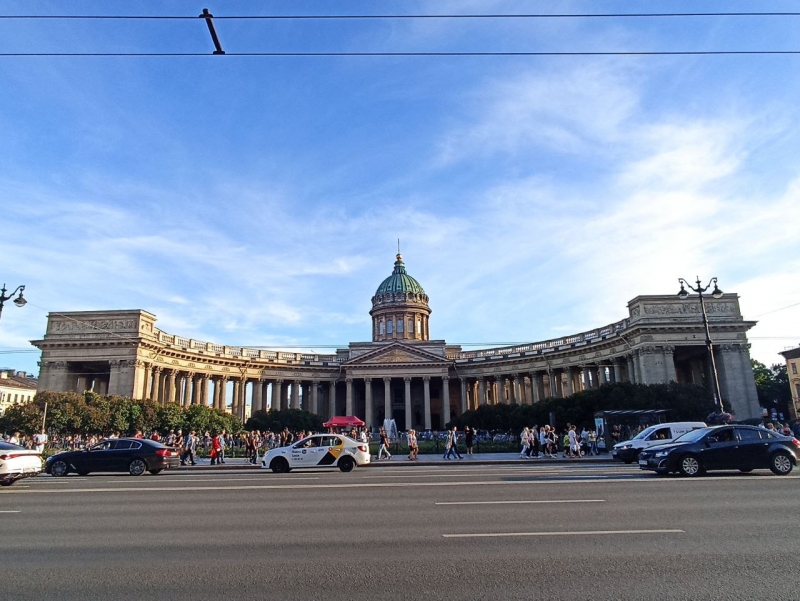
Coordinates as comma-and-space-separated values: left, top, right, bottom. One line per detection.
620, 444, 632, 450
654, 451, 670, 458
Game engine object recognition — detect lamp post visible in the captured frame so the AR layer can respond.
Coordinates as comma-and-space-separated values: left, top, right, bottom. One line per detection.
0, 283, 27, 329
677, 276, 724, 414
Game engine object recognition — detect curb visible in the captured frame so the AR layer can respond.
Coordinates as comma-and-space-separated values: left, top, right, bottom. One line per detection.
172, 455, 619, 471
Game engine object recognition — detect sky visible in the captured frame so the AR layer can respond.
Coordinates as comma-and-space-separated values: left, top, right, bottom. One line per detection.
1, 0, 799, 376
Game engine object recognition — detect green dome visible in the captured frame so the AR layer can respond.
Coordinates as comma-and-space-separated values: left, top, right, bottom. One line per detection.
375, 254, 426, 297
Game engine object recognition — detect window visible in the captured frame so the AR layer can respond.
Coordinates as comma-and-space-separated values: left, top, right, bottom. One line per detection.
320, 436, 341, 447
387, 320, 393, 334
379, 322, 385, 335
397, 319, 404, 333
115, 440, 133, 450
409, 319, 414, 333
648, 427, 671, 441
736, 428, 762, 442
792, 362, 798, 375
416, 318, 421, 334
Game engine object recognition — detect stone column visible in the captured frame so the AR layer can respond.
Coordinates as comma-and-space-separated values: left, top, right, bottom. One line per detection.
626, 355, 636, 383
272, 379, 283, 411
663, 346, 675, 382
613, 362, 622, 384
166, 370, 177, 405
328, 380, 337, 417
442, 376, 451, 426
345, 378, 353, 415
76, 375, 88, 394
532, 372, 542, 403
252, 379, 263, 413
582, 367, 592, 390
232, 379, 241, 416
311, 380, 319, 415
404, 376, 412, 431
383, 377, 392, 422
565, 369, 575, 396
200, 376, 209, 406
292, 380, 301, 410
364, 378, 373, 427
478, 377, 486, 406
459, 378, 467, 414
422, 376, 431, 430
513, 375, 522, 405
149, 367, 161, 403
185, 372, 195, 407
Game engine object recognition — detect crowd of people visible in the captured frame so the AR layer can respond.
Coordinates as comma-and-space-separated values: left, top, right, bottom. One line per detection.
517, 424, 600, 459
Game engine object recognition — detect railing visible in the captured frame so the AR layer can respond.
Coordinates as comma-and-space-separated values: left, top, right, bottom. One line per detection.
455, 318, 630, 360
150, 316, 630, 365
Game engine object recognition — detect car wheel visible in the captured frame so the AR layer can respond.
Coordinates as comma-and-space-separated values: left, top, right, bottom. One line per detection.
129, 459, 147, 476
769, 452, 793, 476
270, 458, 290, 474
50, 460, 69, 477
338, 456, 356, 473
678, 454, 703, 477
148, 469, 163, 475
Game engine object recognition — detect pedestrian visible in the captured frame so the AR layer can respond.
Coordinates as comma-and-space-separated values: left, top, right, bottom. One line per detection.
216, 429, 227, 463
465, 426, 474, 455
445, 426, 463, 459
33, 429, 48, 453
181, 430, 198, 466
407, 429, 418, 461
568, 425, 582, 458
589, 430, 598, 456
519, 427, 530, 458
377, 428, 392, 460
210, 431, 222, 465
529, 426, 539, 457
9, 431, 20, 445
174, 429, 184, 451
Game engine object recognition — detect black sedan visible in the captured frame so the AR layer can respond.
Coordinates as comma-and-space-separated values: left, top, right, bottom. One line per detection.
45, 438, 179, 477
639, 425, 799, 476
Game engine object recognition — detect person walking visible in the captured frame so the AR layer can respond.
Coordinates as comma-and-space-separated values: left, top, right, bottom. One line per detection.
210, 431, 222, 465
217, 429, 227, 464
407, 429, 418, 461
464, 426, 474, 456
33, 429, 48, 454
181, 430, 198, 465
377, 428, 392, 460
589, 430, 598, 456
519, 427, 530, 458
445, 426, 463, 459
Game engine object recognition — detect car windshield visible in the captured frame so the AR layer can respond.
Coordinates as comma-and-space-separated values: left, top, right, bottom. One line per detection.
632, 426, 657, 441
0, 441, 25, 451
671, 428, 712, 443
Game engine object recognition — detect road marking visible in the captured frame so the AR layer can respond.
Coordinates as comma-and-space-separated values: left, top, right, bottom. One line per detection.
435, 499, 606, 505
363, 469, 634, 479
443, 529, 685, 538
1, 475, 794, 494
0, 510, 21, 513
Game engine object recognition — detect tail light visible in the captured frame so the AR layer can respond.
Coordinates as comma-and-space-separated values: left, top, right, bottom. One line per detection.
791, 439, 800, 448
155, 449, 174, 457
357, 445, 368, 453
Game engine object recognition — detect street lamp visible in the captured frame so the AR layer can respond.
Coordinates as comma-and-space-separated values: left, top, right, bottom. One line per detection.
0, 283, 27, 328
677, 276, 724, 413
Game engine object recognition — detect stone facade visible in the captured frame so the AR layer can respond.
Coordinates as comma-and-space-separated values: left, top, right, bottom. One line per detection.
779, 346, 800, 420
30, 257, 763, 426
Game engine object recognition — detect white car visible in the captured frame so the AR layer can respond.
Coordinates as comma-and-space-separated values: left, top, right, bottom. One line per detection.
262, 434, 370, 473
0, 441, 43, 486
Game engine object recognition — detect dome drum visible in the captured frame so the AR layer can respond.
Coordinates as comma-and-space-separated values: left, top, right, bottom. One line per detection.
371, 254, 431, 342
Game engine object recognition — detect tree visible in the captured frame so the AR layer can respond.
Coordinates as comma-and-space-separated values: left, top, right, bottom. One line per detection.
245, 409, 324, 433
752, 359, 792, 418
0, 402, 44, 435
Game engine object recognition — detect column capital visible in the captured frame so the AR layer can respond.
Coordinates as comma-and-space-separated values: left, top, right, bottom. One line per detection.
442, 376, 449, 382
423, 376, 430, 383
383, 376, 392, 383
345, 377, 353, 384
364, 377, 372, 383
276, 378, 284, 384
293, 379, 301, 384
403, 376, 412, 383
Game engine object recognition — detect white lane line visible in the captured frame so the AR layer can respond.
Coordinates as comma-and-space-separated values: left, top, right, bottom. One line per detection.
0, 510, 22, 513
1, 475, 794, 494
364, 470, 634, 479
443, 529, 685, 538
435, 499, 606, 505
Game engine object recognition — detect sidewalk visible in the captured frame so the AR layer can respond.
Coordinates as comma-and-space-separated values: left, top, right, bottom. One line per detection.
173, 453, 616, 471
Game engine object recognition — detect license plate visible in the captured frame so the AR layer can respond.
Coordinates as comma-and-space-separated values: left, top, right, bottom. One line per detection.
638, 459, 648, 466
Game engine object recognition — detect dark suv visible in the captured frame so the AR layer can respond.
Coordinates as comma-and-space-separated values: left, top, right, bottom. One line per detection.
638, 425, 799, 477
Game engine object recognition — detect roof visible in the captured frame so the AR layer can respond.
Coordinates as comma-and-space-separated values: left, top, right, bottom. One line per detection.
323, 415, 366, 428
375, 254, 426, 297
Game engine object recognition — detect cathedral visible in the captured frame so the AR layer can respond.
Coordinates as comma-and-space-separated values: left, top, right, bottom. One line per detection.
32, 254, 762, 428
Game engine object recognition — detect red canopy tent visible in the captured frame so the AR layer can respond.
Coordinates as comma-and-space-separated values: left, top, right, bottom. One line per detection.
323, 415, 366, 428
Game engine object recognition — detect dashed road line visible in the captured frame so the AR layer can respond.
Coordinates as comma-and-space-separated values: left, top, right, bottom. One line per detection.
442, 529, 685, 538
435, 499, 606, 505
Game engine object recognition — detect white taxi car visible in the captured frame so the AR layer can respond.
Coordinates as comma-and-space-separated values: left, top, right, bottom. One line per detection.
0, 441, 43, 486
262, 434, 370, 473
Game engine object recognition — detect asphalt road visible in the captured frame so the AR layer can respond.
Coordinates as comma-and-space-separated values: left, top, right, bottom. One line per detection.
2, 462, 798, 601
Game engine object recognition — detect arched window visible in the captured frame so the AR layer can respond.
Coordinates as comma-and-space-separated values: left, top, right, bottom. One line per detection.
379, 321, 385, 335
416, 318, 422, 335
387, 320, 393, 334
409, 318, 414, 333
397, 319, 404, 333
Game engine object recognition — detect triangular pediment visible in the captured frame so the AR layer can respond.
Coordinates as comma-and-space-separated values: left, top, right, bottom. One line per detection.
343, 342, 449, 366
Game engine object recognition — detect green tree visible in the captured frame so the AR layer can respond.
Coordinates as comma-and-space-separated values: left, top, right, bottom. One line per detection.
752, 359, 792, 418
245, 409, 324, 433
0, 402, 44, 435
157, 403, 186, 432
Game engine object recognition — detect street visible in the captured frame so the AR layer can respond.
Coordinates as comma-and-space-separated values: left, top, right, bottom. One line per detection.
2, 462, 798, 600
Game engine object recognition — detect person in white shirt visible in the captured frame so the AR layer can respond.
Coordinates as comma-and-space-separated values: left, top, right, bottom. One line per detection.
33, 429, 48, 453
9, 431, 21, 445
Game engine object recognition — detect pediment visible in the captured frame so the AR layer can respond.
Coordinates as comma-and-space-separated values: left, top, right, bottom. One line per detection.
343, 343, 449, 366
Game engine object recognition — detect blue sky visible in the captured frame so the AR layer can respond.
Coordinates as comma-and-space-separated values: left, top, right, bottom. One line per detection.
1, 0, 799, 375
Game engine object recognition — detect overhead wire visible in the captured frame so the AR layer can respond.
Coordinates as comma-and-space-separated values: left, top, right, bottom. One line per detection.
2, 51, 799, 57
